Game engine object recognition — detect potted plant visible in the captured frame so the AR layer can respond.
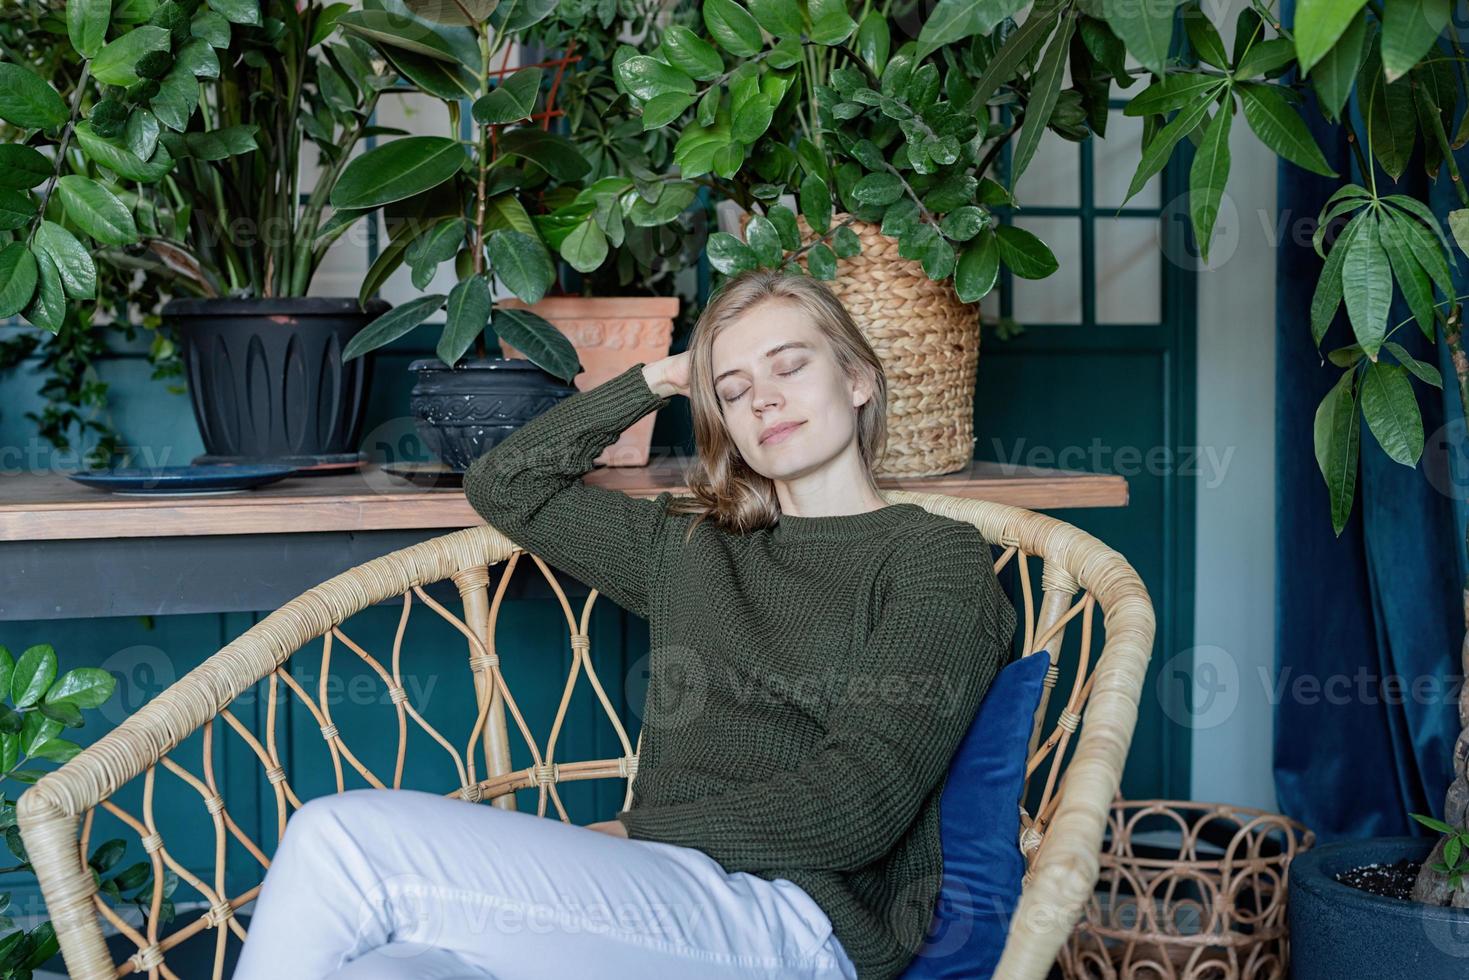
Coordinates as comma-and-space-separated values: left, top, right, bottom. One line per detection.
328, 0, 692, 472
611, 0, 1116, 476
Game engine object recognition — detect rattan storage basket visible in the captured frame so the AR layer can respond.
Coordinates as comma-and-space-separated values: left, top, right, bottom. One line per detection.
1060, 799, 1315, 980
736, 209, 981, 477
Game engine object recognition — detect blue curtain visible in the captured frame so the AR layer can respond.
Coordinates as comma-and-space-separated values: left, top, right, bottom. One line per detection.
1275, 3, 1469, 840
1274, 6, 1468, 841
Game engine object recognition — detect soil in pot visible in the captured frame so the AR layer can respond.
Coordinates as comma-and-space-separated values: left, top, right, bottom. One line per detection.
1334, 857, 1421, 899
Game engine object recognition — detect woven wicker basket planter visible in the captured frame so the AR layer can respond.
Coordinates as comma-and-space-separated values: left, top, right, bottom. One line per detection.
736, 209, 981, 478
1059, 799, 1315, 980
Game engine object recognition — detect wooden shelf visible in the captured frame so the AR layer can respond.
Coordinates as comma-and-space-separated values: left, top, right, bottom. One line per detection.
0, 457, 1127, 542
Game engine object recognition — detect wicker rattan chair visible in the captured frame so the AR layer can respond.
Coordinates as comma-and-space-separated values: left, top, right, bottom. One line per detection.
18, 489, 1154, 979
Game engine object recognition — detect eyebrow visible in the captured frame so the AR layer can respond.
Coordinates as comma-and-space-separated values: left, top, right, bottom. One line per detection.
713, 342, 815, 384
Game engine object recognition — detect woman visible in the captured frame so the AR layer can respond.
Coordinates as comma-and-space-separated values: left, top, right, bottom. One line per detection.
232, 269, 1016, 980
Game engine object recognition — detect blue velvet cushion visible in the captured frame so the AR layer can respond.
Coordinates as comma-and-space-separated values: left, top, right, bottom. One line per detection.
898, 649, 1052, 979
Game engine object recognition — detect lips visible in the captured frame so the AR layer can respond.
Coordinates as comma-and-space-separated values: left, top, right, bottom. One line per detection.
760, 420, 804, 445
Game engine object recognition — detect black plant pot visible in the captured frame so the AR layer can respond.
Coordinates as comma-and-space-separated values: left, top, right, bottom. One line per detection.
164, 296, 390, 473
408, 357, 577, 472
1289, 835, 1469, 979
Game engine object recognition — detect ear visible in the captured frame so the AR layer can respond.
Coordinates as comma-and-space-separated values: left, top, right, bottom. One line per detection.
850, 366, 875, 410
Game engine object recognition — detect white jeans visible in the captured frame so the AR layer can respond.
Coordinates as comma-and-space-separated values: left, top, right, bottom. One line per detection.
231, 788, 858, 980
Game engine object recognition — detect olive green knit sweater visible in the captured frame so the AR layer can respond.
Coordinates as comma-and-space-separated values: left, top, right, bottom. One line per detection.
462, 362, 1015, 979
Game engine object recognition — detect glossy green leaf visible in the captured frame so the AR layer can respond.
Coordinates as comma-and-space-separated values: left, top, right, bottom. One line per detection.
24, 250, 65, 333
344, 294, 446, 361
486, 228, 555, 304
1360, 361, 1422, 465
995, 224, 1058, 279
209, 0, 261, 25
0, 145, 52, 190
747, 0, 802, 38
92, 26, 170, 86
56, 175, 138, 246
707, 231, 755, 274
75, 121, 174, 182
1381, 0, 1448, 82
0, 64, 68, 130
11, 645, 56, 710
492, 307, 580, 382
1189, 96, 1231, 263
437, 274, 490, 367
0, 244, 37, 318
1295, 0, 1368, 74
661, 26, 723, 80
560, 219, 608, 273
1105, 0, 1183, 75
331, 137, 465, 209
807, 242, 837, 279
1342, 211, 1391, 357
1236, 83, 1337, 177
1313, 368, 1360, 535
33, 221, 95, 300
472, 67, 543, 124
745, 214, 783, 266
703, 0, 762, 58
67, 0, 112, 58
1010, 7, 1075, 191
0, 190, 29, 231
955, 230, 1000, 302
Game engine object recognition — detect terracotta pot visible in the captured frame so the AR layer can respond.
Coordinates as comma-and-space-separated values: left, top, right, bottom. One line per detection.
496, 295, 679, 466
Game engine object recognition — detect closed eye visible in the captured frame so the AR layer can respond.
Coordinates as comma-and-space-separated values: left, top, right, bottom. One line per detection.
720, 364, 804, 403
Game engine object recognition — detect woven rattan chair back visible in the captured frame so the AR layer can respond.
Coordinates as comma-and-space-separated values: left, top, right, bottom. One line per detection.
18, 489, 1154, 980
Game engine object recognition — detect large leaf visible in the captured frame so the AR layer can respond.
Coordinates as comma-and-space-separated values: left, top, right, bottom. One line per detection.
45, 666, 115, 709
472, 67, 543, 125
1313, 369, 1360, 535
1360, 361, 1423, 465
1122, 90, 1215, 204
331, 137, 465, 209
1189, 94, 1232, 263
75, 121, 174, 182
492, 307, 580, 383
968, 0, 1064, 111
0, 64, 67, 130
703, 0, 763, 58
1295, 0, 1369, 75
1310, 8, 1367, 121
151, 59, 201, 132
919, 0, 1026, 48
1341, 210, 1391, 357
11, 645, 56, 710
1236, 83, 1337, 177
208, 0, 261, 25
33, 220, 97, 299
1358, 40, 1416, 181
0, 145, 52, 190
67, 0, 112, 58
1124, 73, 1227, 117
1311, 210, 1366, 345
343, 294, 446, 360
747, 0, 803, 38
617, 56, 696, 102
494, 129, 590, 182
1010, 7, 1076, 191
955, 229, 1000, 302
24, 250, 65, 333
92, 25, 171, 86
55, 176, 137, 246
0, 243, 37, 318
560, 219, 607, 274
486, 228, 554, 303
995, 224, 1058, 279
335, 9, 462, 63
1381, 0, 1448, 82
1376, 211, 1435, 339
1104, 0, 1182, 75
380, 44, 476, 101
436, 273, 490, 366
660, 25, 724, 80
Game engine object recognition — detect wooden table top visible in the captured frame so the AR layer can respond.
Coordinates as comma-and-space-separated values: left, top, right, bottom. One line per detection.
0, 458, 1128, 542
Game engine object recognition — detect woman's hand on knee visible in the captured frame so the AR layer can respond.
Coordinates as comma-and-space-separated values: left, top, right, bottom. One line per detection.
584, 819, 629, 838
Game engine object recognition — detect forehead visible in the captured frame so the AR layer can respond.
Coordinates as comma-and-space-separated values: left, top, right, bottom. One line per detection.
711, 300, 820, 370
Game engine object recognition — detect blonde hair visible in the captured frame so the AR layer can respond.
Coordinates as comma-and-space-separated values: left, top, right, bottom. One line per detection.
667, 268, 890, 541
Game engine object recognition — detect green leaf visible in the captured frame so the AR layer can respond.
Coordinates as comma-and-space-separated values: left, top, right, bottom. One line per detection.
618, 56, 696, 102
11, 645, 56, 710
343, 294, 446, 361
707, 231, 755, 274
1310, 8, 1367, 120
472, 66, 543, 124
33, 221, 97, 300
491, 307, 580, 383
92, 25, 171, 86
852, 172, 903, 207
641, 92, 695, 130
1449, 208, 1469, 259
437, 273, 490, 367
1181, 2, 1228, 69
1446, 834, 1464, 868
1236, 83, 1337, 177
380, 43, 476, 100
560, 219, 607, 274
832, 224, 862, 258
151, 59, 200, 132
955, 230, 1001, 302
336, 8, 465, 64
1123, 73, 1225, 117
30, 738, 80, 764
1359, 41, 1416, 181
0, 244, 37, 318
1105, 0, 1183, 75
1234, 38, 1297, 79
1190, 97, 1232, 263
74, 121, 174, 182
660, 26, 723, 80
747, 0, 803, 38
1123, 92, 1215, 205
703, 0, 763, 58
919, 0, 1024, 48
55, 176, 138, 246
183, 124, 258, 161
1376, 214, 1436, 340
0, 64, 68, 130
745, 214, 783, 266
208, 0, 261, 26
941, 206, 986, 242
37, 700, 84, 728
494, 129, 590, 182
486, 228, 555, 304
1295, 0, 1369, 75
807, 242, 837, 279
856, 9, 890, 76
67, 0, 112, 59
1360, 361, 1423, 465
808, 0, 856, 45
24, 250, 65, 333
0, 145, 52, 190
1314, 368, 1360, 535
1342, 211, 1391, 357
1380, 0, 1448, 82
732, 91, 773, 143
1010, 8, 1076, 191
44, 667, 115, 709
1384, 342, 1444, 387
331, 137, 465, 209
995, 224, 1058, 279
921, 234, 956, 280
192, 8, 232, 47
799, 173, 831, 236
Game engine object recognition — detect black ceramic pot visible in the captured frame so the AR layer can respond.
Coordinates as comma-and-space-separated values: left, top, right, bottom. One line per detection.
408, 357, 577, 472
164, 296, 390, 471
1289, 835, 1469, 979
